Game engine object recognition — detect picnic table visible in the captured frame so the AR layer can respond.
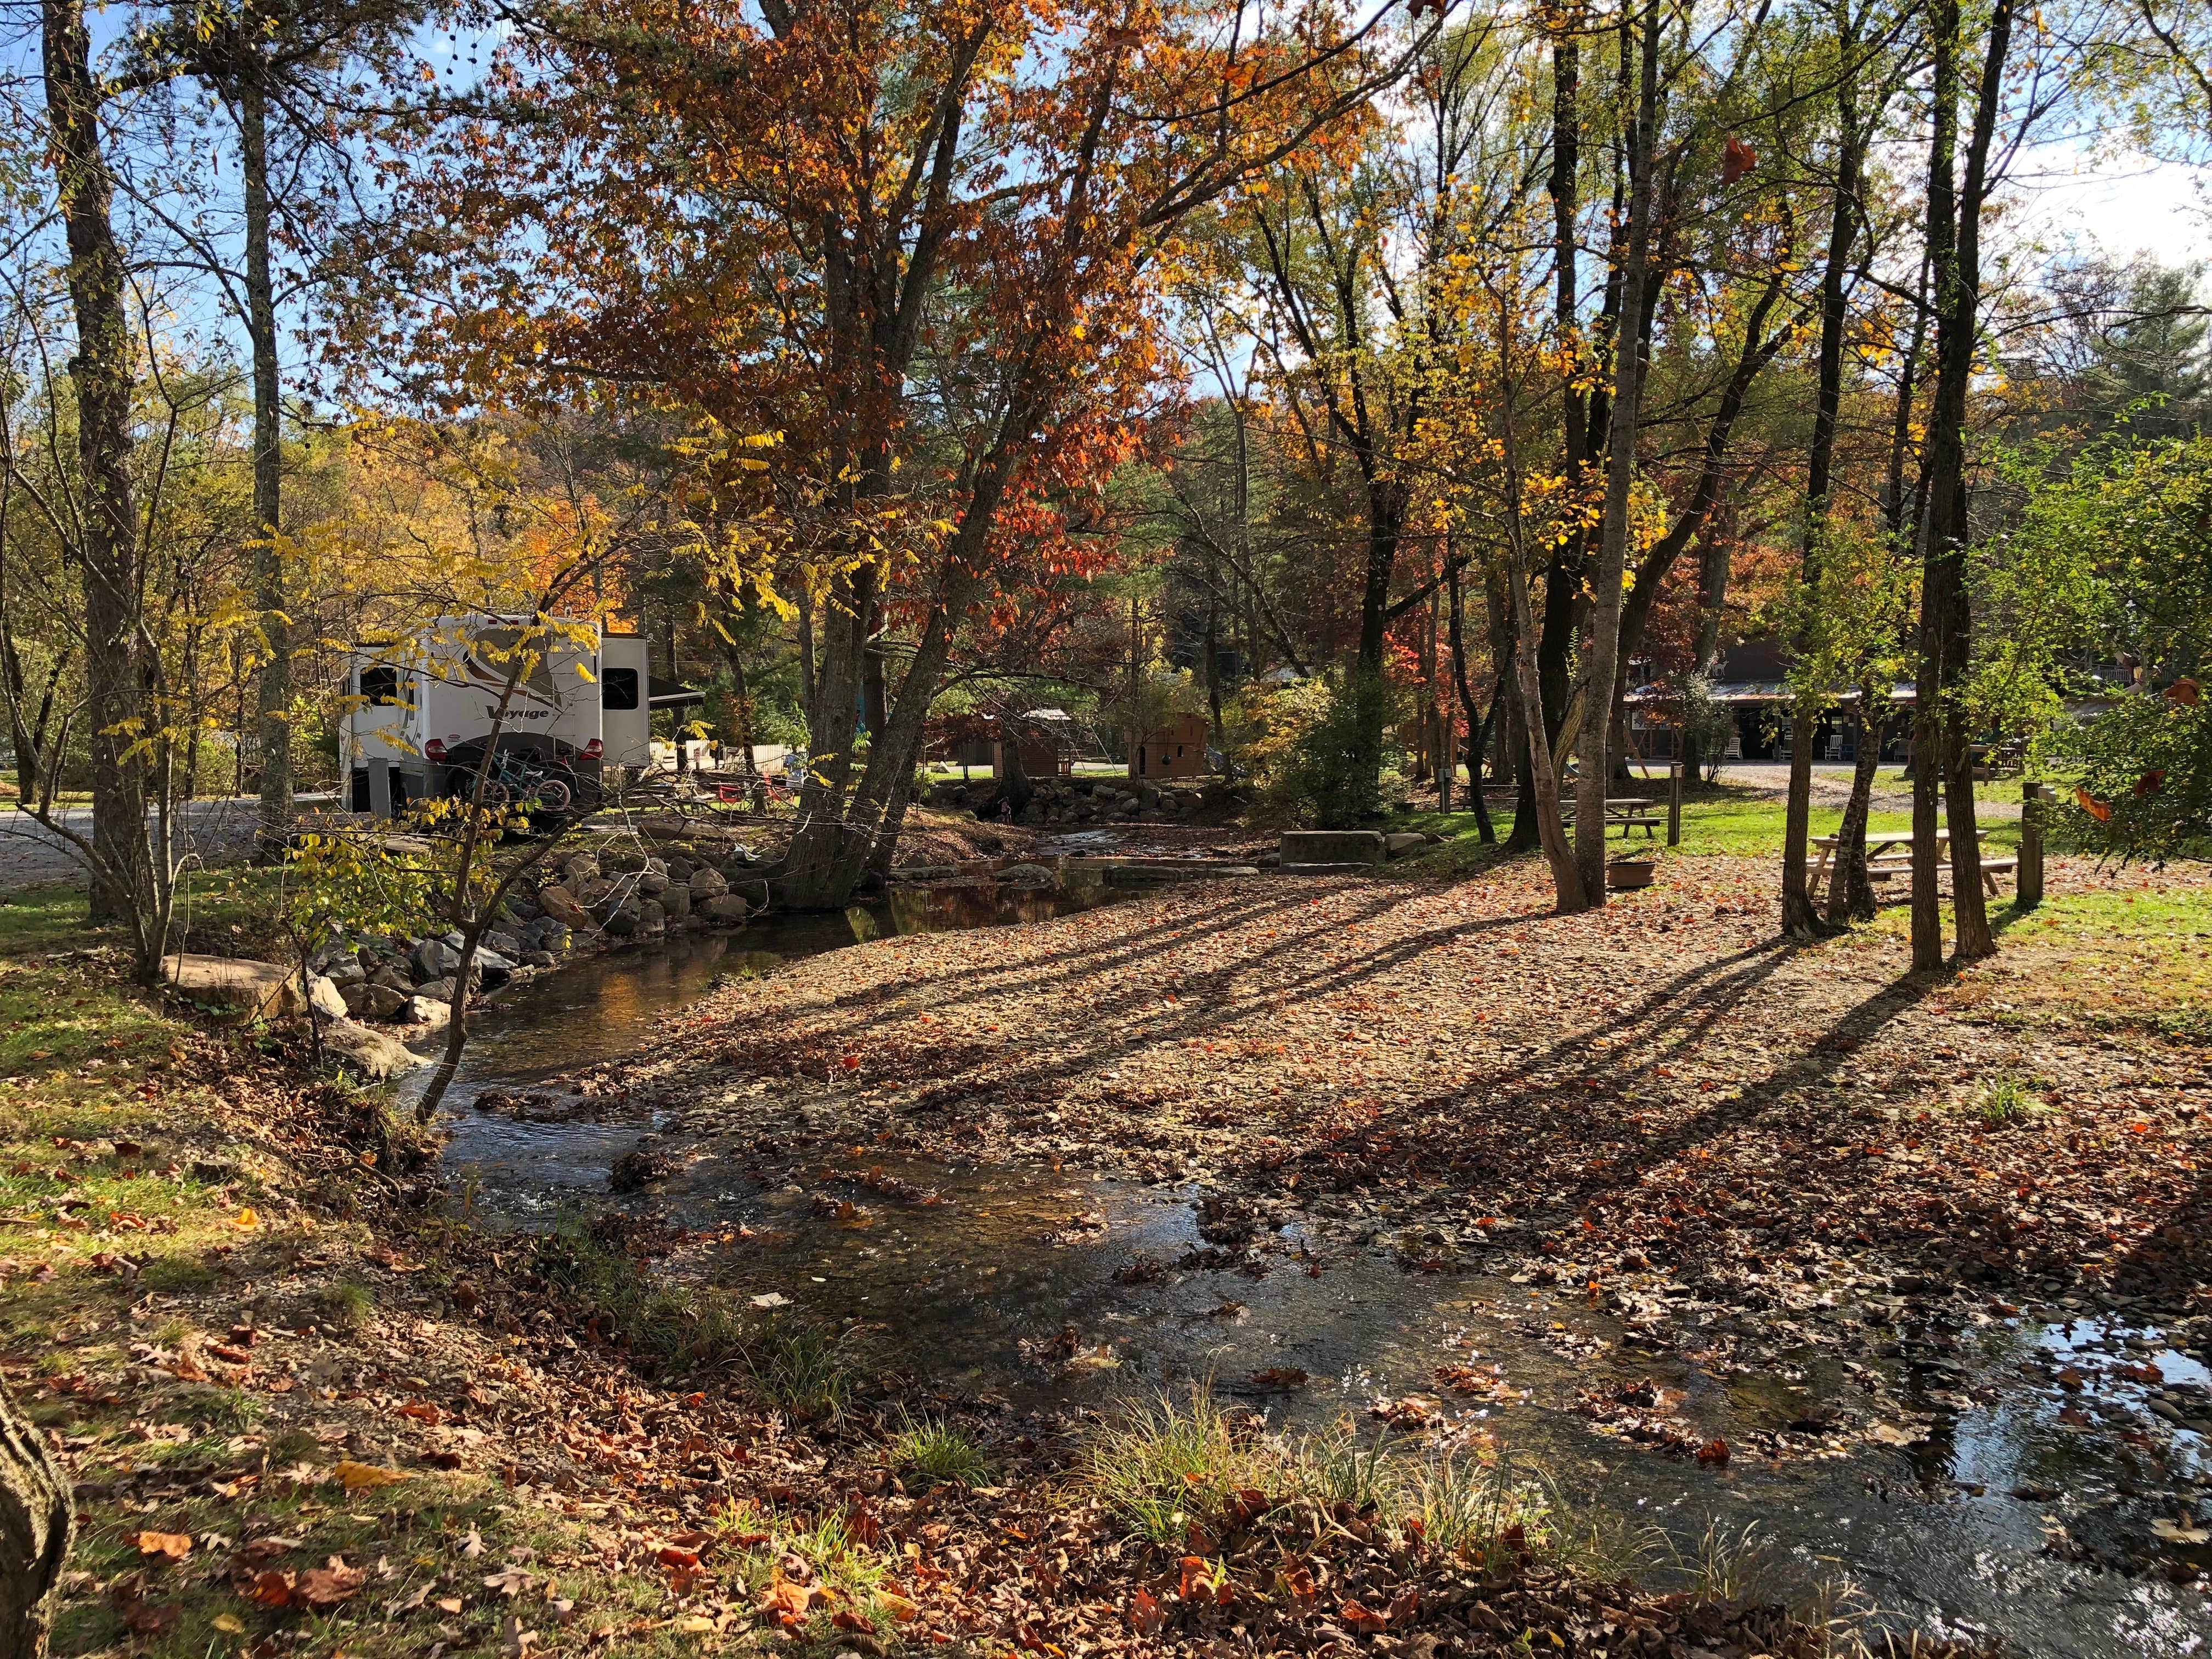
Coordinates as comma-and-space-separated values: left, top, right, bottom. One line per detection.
1560, 795, 1666, 838
1808, 829, 2017, 897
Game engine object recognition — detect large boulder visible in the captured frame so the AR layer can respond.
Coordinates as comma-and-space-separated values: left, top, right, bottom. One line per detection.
661, 883, 692, 921
1383, 832, 1428, 859
365, 984, 411, 1020
323, 957, 367, 990
538, 885, 591, 928
317, 1019, 425, 1081
403, 996, 452, 1032
638, 898, 667, 937
340, 983, 373, 1019
307, 974, 351, 1022
700, 893, 749, 926
414, 977, 458, 1003
162, 955, 303, 1021
689, 866, 730, 900
411, 937, 460, 983
370, 962, 413, 994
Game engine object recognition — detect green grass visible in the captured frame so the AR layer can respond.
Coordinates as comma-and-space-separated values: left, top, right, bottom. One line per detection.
743, 1313, 854, 1422
887, 1413, 990, 1489
317, 1278, 375, 1331
1082, 1384, 1556, 1568
533, 1220, 751, 1379
1389, 783, 2042, 871
1975, 1073, 2039, 1125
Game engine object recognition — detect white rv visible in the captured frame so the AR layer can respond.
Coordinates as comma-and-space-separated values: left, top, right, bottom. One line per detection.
338, 616, 652, 817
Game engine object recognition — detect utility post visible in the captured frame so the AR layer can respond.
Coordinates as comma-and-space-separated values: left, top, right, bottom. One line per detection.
1667, 757, 1683, 847
2018, 779, 2046, 909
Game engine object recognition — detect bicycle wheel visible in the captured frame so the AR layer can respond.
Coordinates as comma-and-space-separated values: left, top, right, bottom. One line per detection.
477, 780, 514, 811
532, 777, 574, 815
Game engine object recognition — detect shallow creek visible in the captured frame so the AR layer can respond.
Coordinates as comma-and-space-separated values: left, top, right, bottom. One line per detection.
414, 912, 2210, 1659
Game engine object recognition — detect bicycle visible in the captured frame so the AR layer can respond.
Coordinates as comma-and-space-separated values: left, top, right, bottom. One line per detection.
474, 749, 575, 817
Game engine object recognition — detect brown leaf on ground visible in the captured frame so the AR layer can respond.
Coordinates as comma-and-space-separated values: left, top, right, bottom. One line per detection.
136, 1530, 193, 1560
297, 1561, 367, 1609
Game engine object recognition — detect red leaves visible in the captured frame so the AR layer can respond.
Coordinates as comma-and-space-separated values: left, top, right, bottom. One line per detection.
2076, 786, 2113, 822
1722, 136, 1758, 184
1404, 0, 1450, 17
1178, 1555, 1214, 1602
1696, 1437, 1731, 1466
243, 1570, 297, 1607
1128, 1587, 1166, 1634
1340, 1599, 1388, 1633
2134, 769, 2166, 798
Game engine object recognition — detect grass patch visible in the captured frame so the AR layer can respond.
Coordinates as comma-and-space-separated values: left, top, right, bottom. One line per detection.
1975, 1073, 2039, 1125
533, 1219, 751, 1379
1084, 1384, 1558, 1568
743, 1312, 854, 1423
532, 1216, 858, 1417
887, 1413, 989, 1489
317, 1278, 375, 1332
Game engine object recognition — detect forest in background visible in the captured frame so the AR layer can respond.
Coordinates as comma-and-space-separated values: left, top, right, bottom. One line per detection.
0, 0, 2208, 957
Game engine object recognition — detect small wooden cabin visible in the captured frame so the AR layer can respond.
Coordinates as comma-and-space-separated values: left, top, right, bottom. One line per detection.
1130, 712, 1209, 779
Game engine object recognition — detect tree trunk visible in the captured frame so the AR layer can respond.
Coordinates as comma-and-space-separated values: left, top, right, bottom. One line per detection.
1575, 0, 1660, 907
1784, 14, 1866, 938
1825, 701, 1883, 922
1445, 567, 1495, 843
244, 70, 291, 860
1, 1375, 72, 1658
43, 0, 148, 939
1915, 0, 2012, 965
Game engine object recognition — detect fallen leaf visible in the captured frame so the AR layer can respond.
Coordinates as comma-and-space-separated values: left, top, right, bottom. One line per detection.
229, 1207, 261, 1230
137, 1530, 194, 1560
2152, 1518, 2210, 1544
333, 1459, 409, 1492
212, 1612, 246, 1634
119, 1599, 180, 1635
298, 1560, 367, 1609
482, 1565, 533, 1599
1129, 1588, 1166, 1634
242, 1570, 295, 1607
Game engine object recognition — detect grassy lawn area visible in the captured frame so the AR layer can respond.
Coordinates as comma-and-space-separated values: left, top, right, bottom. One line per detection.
1388, 784, 2205, 1032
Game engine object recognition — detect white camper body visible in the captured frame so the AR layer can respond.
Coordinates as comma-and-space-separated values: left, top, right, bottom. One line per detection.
338, 616, 651, 815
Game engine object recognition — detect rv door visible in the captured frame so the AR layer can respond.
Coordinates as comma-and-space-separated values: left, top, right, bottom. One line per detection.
600, 635, 651, 766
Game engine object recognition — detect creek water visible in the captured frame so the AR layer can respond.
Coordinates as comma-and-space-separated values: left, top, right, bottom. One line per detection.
418, 909, 2211, 1659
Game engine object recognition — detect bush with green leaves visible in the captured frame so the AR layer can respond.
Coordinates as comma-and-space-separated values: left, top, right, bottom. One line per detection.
1241, 670, 1398, 827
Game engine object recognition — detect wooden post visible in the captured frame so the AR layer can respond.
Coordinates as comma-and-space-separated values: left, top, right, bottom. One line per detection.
1667, 758, 1682, 847
1437, 703, 1453, 816
2018, 778, 2045, 909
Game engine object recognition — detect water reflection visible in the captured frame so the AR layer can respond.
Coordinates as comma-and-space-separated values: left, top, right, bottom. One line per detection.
422, 903, 2208, 1659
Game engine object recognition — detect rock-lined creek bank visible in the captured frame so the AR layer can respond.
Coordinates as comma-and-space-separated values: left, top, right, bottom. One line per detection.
416, 903, 2211, 1659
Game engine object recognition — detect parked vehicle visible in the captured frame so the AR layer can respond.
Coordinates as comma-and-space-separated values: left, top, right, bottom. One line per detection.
338, 615, 652, 817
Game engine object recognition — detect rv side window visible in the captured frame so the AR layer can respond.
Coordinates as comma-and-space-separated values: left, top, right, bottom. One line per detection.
360, 666, 402, 706
603, 667, 641, 711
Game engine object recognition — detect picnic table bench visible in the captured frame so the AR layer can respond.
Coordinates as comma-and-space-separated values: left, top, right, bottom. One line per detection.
1808, 830, 2017, 897
1558, 795, 1665, 838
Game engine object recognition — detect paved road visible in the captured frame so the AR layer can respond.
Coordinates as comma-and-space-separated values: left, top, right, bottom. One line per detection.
0, 797, 284, 892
